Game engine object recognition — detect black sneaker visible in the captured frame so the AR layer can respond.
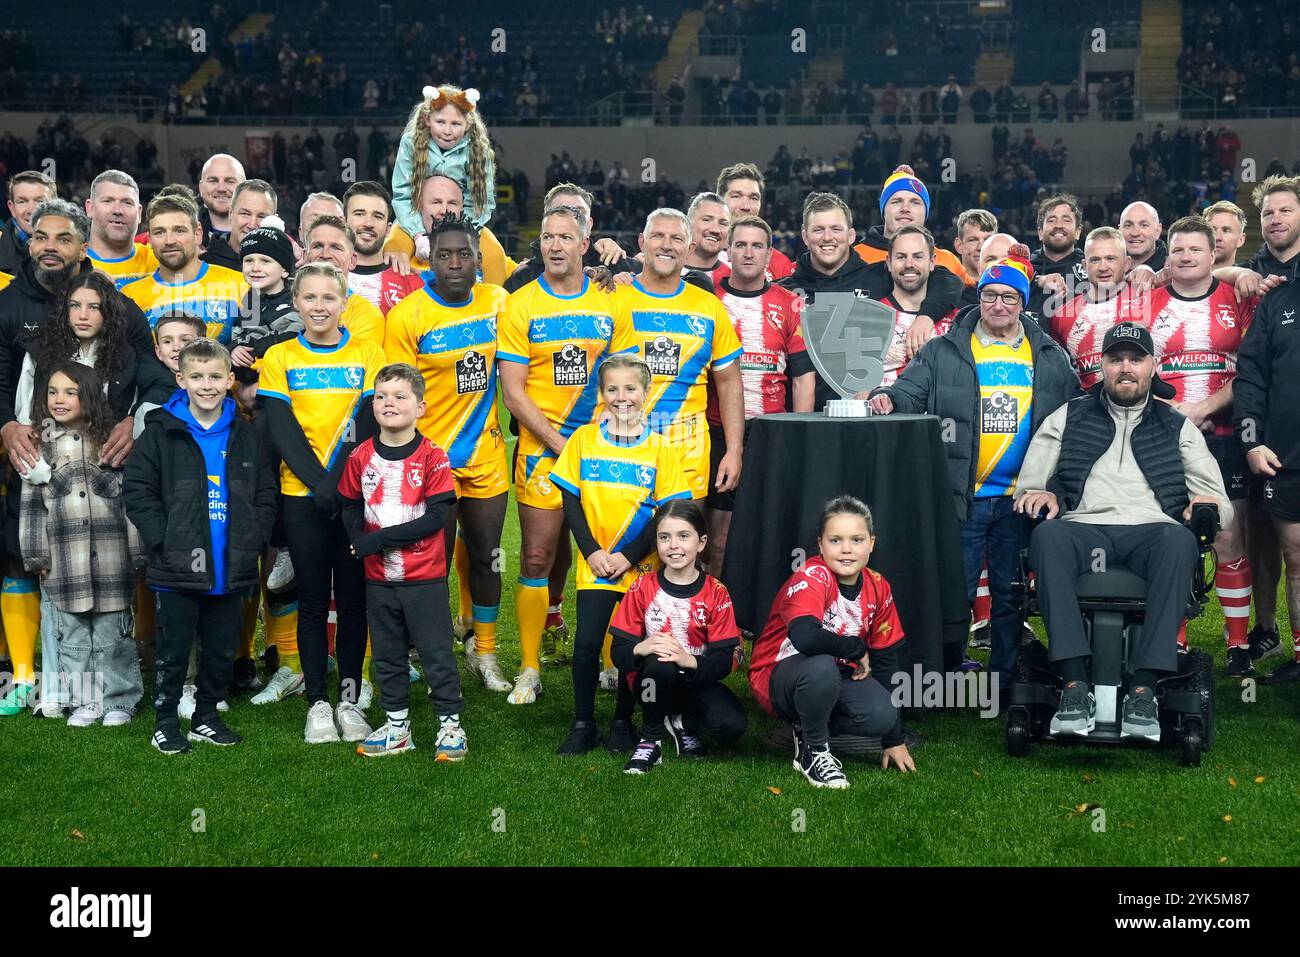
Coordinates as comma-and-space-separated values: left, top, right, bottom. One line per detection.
1120, 686, 1161, 741
556, 720, 602, 756
1049, 680, 1096, 737
623, 739, 663, 774
663, 713, 708, 758
230, 656, 262, 693
1248, 625, 1283, 662
794, 738, 849, 789
152, 724, 192, 755
187, 714, 243, 747
1225, 645, 1255, 677
605, 718, 638, 753
1263, 660, 1300, 685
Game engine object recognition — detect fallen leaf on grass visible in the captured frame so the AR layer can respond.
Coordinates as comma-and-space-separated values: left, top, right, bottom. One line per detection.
1254, 776, 1266, 784
1222, 814, 1233, 823
766, 786, 782, 795
1082, 773, 1094, 783
371, 853, 378, 860
1120, 823, 1135, 829
1219, 856, 1228, 864
1062, 803, 1100, 816
971, 769, 982, 778
1228, 777, 1237, 788
70, 829, 85, 841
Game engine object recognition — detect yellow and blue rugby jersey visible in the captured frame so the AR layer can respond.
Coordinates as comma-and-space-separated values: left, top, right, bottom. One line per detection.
88, 243, 158, 287
971, 332, 1035, 498
258, 329, 386, 496
498, 275, 624, 481
384, 280, 509, 469
610, 278, 743, 438
341, 291, 386, 350
120, 261, 247, 344
550, 421, 691, 592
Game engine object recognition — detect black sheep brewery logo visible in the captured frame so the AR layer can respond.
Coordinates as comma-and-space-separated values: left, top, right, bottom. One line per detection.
552, 342, 589, 386
455, 348, 489, 394
644, 334, 681, 377
981, 389, 1020, 433
799, 292, 897, 398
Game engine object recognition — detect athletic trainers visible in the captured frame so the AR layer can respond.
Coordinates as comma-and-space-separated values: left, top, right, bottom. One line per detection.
434, 717, 468, 762
1247, 624, 1282, 661
304, 700, 340, 743
506, 667, 541, 704
266, 549, 296, 591
358, 678, 373, 711
0, 681, 33, 716
968, 620, 991, 650
102, 709, 133, 728
152, 724, 192, 755
663, 714, 707, 758
357, 721, 414, 757
598, 666, 620, 691
1263, 660, 1300, 685
336, 701, 372, 742
251, 666, 305, 704
1050, 680, 1096, 737
465, 645, 513, 692
1120, 686, 1161, 741
623, 738, 663, 774
541, 620, 571, 664
188, 714, 243, 746
67, 703, 104, 727
1225, 645, 1256, 677
794, 737, 850, 789
178, 684, 229, 718
452, 615, 474, 645
230, 656, 262, 693
605, 718, 637, 753
556, 719, 602, 755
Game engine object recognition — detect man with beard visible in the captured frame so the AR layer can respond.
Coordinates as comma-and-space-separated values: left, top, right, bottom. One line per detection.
682, 192, 729, 276
0, 199, 158, 715
84, 170, 157, 285
1016, 323, 1230, 739
1216, 175, 1300, 297
196, 153, 245, 250
1119, 201, 1166, 277
505, 182, 637, 292
0, 171, 56, 274
202, 178, 277, 271
121, 193, 247, 345
853, 166, 969, 284
876, 225, 957, 387
1050, 227, 1145, 387
343, 181, 422, 315
1026, 193, 1087, 328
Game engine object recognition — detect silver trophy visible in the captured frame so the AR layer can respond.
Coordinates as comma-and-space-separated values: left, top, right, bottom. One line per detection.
799, 292, 896, 417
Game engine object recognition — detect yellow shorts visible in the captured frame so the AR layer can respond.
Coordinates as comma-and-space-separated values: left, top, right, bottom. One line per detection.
651, 413, 711, 499
452, 452, 510, 500
514, 449, 563, 510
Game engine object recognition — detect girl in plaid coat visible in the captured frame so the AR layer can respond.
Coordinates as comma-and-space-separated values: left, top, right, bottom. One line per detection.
19, 361, 145, 727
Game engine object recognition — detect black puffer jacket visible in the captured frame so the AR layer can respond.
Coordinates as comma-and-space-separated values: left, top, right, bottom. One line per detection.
870, 304, 1083, 520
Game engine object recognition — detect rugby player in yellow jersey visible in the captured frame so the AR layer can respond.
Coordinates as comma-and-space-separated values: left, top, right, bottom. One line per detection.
121, 193, 246, 344
499, 203, 623, 703
84, 170, 157, 286
385, 213, 511, 692
300, 214, 386, 349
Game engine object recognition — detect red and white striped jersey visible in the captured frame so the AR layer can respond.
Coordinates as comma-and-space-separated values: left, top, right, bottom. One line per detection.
879, 293, 956, 387
349, 265, 424, 316
609, 570, 740, 656
1146, 279, 1256, 435
337, 436, 456, 583
706, 279, 812, 424
1051, 286, 1149, 390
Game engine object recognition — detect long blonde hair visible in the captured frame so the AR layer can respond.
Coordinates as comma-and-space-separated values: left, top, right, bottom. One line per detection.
403, 84, 493, 220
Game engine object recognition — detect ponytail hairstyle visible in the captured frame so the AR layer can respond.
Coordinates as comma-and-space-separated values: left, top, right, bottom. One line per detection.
404, 84, 492, 223
33, 360, 115, 450
817, 494, 875, 538
650, 499, 709, 569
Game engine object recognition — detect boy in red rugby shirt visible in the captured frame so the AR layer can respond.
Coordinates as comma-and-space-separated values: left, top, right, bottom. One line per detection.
338, 363, 462, 759
749, 495, 916, 789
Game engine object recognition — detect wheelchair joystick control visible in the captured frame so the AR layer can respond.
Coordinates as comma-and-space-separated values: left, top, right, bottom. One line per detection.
1188, 502, 1220, 548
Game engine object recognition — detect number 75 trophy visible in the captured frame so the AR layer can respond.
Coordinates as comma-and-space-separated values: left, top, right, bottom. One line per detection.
798, 292, 897, 417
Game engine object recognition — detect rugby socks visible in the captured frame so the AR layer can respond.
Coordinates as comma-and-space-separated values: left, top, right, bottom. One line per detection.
1176, 621, 1187, 652
1, 578, 39, 684
453, 532, 473, 625
472, 603, 499, 656
972, 564, 991, 628
1215, 557, 1253, 648
265, 597, 300, 672
516, 576, 549, 670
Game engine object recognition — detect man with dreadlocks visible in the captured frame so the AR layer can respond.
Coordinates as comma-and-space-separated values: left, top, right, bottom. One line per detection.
384, 213, 512, 695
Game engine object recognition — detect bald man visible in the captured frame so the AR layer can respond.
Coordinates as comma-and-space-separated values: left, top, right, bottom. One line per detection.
1120, 201, 1166, 276
197, 153, 246, 248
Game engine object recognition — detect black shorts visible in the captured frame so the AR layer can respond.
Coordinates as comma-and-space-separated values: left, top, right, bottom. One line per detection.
706, 421, 753, 512
1255, 469, 1300, 522
1206, 434, 1250, 503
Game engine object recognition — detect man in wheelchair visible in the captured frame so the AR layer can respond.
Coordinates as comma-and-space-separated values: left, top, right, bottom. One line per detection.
1012, 323, 1231, 742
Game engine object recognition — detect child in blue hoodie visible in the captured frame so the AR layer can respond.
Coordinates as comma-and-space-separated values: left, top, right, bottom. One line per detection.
124, 339, 278, 754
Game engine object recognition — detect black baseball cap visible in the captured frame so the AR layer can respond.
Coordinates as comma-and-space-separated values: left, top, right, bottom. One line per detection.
1101, 322, 1154, 356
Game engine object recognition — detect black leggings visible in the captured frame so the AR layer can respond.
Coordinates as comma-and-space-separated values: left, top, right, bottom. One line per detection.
768, 653, 901, 749
573, 589, 634, 723
634, 657, 747, 744
282, 495, 367, 706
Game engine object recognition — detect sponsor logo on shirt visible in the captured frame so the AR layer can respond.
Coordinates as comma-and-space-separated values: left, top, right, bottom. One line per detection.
407, 464, 423, 488
1215, 304, 1236, 329
644, 336, 681, 377
981, 390, 1020, 433
552, 342, 589, 386
455, 349, 489, 394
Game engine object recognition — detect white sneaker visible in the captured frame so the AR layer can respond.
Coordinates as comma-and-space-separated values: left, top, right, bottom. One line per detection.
434, 718, 468, 761
336, 701, 372, 742
358, 678, 374, 711
178, 684, 197, 720
267, 549, 296, 591
103, 709, 133, 727
598, 667, 620, 691
251, 666, 305, 705
67, 703, 103, 727
506, 667, 542, 705
304, 700, 340, 743
465, 645, 513, 692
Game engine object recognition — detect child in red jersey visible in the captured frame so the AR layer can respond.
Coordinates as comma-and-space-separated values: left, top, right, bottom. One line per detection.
749, 495, 917, 789
609, 499, 747, 774
338, 363, 462, 760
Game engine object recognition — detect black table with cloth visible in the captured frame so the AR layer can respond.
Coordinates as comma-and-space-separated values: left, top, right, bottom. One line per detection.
721, 413, 969, 678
